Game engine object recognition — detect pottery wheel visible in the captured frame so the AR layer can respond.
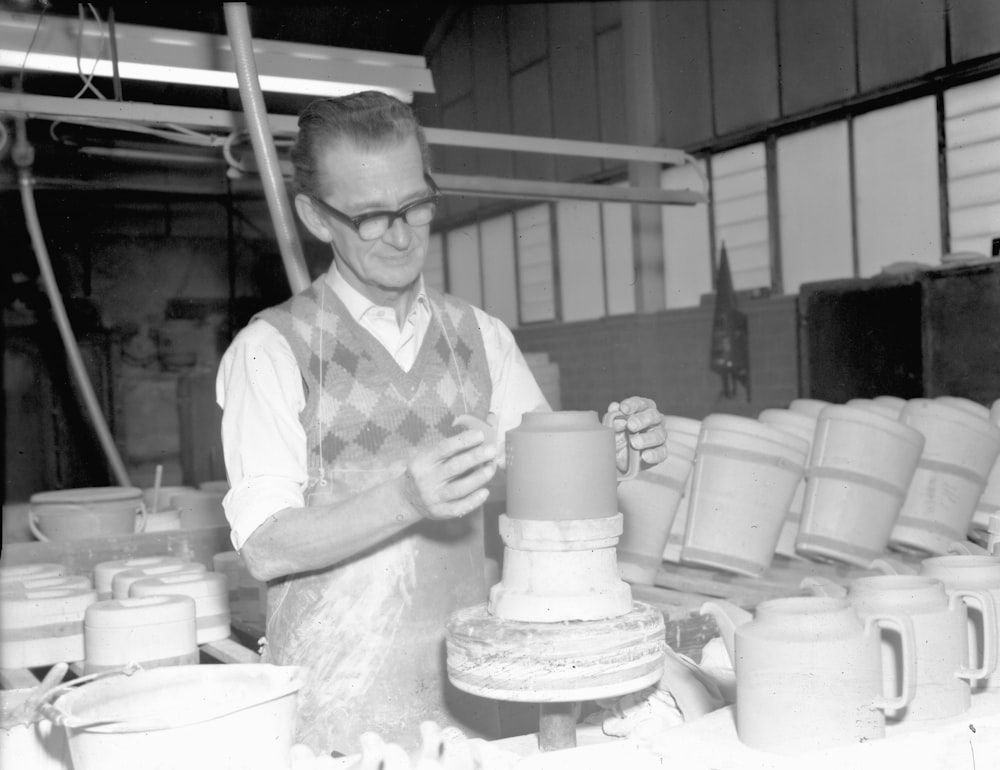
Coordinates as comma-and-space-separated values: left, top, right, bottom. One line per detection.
445, 600, 666, 702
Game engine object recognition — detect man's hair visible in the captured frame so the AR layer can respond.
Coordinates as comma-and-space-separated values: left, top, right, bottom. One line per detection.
290, 91, 431, 197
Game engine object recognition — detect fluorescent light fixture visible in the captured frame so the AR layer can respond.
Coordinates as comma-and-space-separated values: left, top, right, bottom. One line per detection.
0, 10, 434, 102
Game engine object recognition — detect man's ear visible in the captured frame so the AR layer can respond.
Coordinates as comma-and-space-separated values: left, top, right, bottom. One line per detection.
295, 193, 332, 242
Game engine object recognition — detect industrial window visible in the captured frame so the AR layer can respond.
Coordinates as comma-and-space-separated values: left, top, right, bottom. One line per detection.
445, 224, 483, 308
776, 121, 854, 293
555, 200, 605, 322
853, 96, 941, 276
480, 214, 519, 328
709, 143, 772, 292
601, 188, 637, 316
514, 203, 557, 323
661, 160, 712, 309
944, 73, 1000, 257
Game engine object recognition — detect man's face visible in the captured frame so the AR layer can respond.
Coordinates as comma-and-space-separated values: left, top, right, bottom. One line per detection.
313, 135, 433, 304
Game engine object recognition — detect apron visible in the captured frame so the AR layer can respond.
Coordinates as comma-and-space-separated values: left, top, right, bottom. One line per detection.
257, 287, 499, 755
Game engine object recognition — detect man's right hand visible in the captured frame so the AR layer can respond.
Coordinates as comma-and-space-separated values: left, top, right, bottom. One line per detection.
402, 430, 498, 520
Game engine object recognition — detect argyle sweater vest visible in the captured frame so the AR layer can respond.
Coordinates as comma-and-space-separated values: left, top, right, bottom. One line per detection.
256, 275, 492, 481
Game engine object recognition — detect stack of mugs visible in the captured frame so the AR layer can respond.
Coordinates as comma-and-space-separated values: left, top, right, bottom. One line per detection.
623, 394, 1000, 584
703, 550, 1000, 756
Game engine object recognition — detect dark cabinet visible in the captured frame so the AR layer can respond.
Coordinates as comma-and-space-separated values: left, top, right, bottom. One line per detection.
798, 260, 1000, 405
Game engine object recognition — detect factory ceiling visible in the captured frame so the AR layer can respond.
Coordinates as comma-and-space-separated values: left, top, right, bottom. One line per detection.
0, 1, 455, 194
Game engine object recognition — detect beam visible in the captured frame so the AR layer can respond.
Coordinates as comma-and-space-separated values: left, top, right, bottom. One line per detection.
435, 173, 705, 206
0, 93, 694, 164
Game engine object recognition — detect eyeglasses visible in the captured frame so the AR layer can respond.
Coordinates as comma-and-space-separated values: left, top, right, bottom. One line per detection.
310, 175, 441, 241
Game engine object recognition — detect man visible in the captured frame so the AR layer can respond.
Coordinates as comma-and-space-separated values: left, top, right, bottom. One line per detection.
216, 91, 667, 755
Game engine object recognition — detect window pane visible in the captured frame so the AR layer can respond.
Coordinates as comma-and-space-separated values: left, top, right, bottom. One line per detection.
662, 160, 712, 308
556, 200, 605, 321
854, 97, 941, 275
602, 183, 636, 315
711, 143, 771, 291
446, 225, 482, 308
777, 121, 855, 291
480, 215, 519, 328
515, 204, 556, 323
945, 74, 1000, 256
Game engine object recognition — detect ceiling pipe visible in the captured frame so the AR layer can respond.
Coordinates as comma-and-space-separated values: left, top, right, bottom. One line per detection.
13, 116, 132, 489
223, 2, 310, 294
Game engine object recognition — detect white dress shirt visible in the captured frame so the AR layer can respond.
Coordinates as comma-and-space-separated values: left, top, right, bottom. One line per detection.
216, 266, 549, 549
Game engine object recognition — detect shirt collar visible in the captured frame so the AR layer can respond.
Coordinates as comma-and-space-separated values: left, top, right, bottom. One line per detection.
325, 263, 429, 324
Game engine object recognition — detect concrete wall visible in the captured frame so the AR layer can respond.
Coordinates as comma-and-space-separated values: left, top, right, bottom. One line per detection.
514, 296, 799, 419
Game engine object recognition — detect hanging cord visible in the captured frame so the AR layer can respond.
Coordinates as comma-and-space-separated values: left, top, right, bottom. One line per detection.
73, 3, 108, 100
12, 116, 131, 487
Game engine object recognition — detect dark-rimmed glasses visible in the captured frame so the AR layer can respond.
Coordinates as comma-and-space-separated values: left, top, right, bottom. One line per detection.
310, 174, 440, 241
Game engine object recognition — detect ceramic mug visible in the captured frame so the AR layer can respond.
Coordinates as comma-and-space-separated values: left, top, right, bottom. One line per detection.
505, 410, 639, 522
617, 439, 696, 584
702, 596, 915, 755
807, 574, 996, 721
681, 415, 809, 577
917, 555, 1000, 692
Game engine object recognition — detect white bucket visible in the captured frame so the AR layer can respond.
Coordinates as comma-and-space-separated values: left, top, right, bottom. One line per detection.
29, 487, 146, 542
48, 664, 303, 770
659, 416, 702, 564
681, 414, 809, 576
892, 399, 1000, 554
617, 439, 696, 584
758, 408, 819, 559
1, 689, 73, 770
796, 405, 925, 567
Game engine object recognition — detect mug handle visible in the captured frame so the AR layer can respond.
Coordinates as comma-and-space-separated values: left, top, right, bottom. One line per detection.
868, 613, 917, 713
603, 410, 642, 481
134, 501, 148, 535
950, 588, 998, 681
28, 506, 51, 542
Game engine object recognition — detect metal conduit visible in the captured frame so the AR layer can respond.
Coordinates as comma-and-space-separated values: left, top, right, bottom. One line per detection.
15, 125, 132, 487
223, 2, 310, 295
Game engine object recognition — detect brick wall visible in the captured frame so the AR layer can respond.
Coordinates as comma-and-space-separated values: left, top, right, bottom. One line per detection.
514, 295, 800, 420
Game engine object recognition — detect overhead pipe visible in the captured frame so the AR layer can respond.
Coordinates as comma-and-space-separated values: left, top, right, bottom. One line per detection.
223, 2, 310, 294
13, 117, 132, 488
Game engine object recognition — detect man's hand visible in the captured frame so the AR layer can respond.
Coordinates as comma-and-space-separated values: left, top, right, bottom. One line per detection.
402, 429, 498, 520
605, 396, 668, 472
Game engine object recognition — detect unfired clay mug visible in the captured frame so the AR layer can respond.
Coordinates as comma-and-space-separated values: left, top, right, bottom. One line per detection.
701, 596, 915, 755
617, 439, 695, 584
889, 554, 1000, 692
806, 574, 996, 721
505, 410, 639, 521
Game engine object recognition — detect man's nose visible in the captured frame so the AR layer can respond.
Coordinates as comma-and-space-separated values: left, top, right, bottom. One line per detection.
382, 215, 411, 248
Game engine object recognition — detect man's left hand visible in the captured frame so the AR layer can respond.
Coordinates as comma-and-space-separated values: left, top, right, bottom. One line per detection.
605, 396, 668, 473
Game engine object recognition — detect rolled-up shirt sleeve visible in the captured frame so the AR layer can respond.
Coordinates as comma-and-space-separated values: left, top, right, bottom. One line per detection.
472, 307, 551, 444
216, 320, 309, 550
